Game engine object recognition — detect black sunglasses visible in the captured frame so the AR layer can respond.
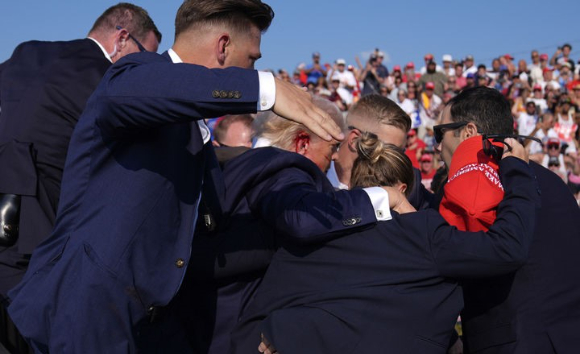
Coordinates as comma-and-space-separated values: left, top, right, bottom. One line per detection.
433, 121, 470, 144
116, 26, 147, 52
481, 134, 542, 160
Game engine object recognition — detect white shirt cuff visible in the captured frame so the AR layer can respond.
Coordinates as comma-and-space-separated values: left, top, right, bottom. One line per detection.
258, 71, 276, 111
363, 187, 392, 221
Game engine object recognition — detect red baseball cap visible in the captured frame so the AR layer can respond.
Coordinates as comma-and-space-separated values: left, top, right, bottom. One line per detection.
425, 82, 435, 90
533, 83, 542, 91
406, 62, 415, 69
543, 67, 554, 73
424, 53, 434, 60
540, 53, 549, 60
420, 154, 433, 162
439, 136, 504, 232
393, 65, 401, 71
504, 54, 514, 60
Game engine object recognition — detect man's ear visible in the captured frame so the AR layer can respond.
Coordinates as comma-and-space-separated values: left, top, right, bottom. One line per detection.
295, 132, 311, 155
217, 34, 230, 66
463, 122, 479, 139
108, 29, 129, 60
113, 29, 130, 53
347, 129, 360, 152
398, 183, 408, 194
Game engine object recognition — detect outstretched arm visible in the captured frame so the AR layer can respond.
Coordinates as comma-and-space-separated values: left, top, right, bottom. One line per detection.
246, 166, 377, 245
96, 53, 342, 142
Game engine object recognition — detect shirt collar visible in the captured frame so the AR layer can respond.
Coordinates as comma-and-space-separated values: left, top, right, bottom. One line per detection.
168, 48, 182, 64
87, 37, 112, 63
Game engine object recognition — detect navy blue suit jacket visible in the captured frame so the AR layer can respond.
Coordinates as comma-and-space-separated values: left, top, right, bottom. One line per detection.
178, 147, 377, 354
7, 51, 263, 353
460, 162, 580, 354
0, 39, 111, 292
231, 158, 540, 354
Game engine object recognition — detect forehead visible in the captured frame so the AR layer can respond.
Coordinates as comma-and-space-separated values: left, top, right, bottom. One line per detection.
312, 136, 338, 147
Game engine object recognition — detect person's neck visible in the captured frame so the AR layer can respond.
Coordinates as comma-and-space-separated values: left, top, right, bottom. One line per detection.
335, 160, 352, 189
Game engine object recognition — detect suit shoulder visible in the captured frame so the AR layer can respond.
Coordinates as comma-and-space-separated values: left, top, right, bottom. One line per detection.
13, 39, 80, 52
6, 39, 101, 66
223, 147, 325, 195
530, 161, 580, 213
112, 51, 169, 68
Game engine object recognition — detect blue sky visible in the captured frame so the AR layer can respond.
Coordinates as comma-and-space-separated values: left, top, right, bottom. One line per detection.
1, 0, 578, 72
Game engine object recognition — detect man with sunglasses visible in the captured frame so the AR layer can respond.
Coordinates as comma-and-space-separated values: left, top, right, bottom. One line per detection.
0, 3, 160, 352
540, 137, 568, 182
434, 86, 580, 354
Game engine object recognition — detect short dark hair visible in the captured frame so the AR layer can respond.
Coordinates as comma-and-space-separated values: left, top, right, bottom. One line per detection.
175, 0, 274, 38
446, 87, 513, 135
89, 3, 161, 43
563, 43, 572, 50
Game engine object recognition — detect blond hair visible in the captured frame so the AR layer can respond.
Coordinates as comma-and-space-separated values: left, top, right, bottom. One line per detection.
257, 96, 344, 150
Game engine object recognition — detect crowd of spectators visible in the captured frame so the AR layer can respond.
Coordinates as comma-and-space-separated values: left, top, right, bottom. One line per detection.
272, 44, 580, 202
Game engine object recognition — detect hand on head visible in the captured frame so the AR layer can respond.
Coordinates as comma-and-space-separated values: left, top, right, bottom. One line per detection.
272, 78, 344, 142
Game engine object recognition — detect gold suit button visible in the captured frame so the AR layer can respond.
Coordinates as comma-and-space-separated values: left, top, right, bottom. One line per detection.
175, 258, 185, 268
220, 90, 228, 98
212, 90, 220, 98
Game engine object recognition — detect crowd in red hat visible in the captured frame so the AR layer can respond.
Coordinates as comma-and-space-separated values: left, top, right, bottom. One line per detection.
273, 44, 580, 202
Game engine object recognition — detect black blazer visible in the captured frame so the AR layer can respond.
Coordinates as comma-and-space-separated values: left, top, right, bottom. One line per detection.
460, 162, 580, 354
231, 158, 540, 354
0, 39, 111, 257
181, 147, 377, 354
7, 51, 282, 353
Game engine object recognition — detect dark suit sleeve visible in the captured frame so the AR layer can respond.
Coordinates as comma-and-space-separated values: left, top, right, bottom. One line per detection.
246, 166, 377, 245
94, 53, 260, 137
430, 157, 541, 278
408, 167, 434, 210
